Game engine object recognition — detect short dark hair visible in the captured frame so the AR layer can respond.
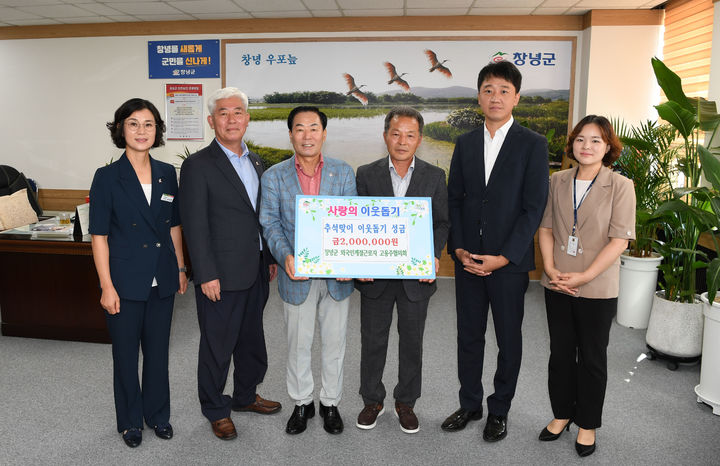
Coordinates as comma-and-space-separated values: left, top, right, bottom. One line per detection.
477, 61, 522, 93
106, 98, 165, 149
566, 115, 623, 166
287, 106, 328, 130
384, 106, 424, 133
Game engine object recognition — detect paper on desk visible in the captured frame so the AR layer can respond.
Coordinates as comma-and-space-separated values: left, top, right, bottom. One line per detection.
76, 203, 90, 236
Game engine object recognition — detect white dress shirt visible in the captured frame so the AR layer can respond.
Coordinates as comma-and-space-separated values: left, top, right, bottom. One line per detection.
483, 116, 514, 185
389, 155, 415, 197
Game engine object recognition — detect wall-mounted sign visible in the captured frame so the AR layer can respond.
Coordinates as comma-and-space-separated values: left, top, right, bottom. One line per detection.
165, 84, 203, 140
148, 40, 220, 79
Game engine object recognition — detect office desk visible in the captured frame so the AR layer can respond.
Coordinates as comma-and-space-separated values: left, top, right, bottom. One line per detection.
0, 234, 109, 343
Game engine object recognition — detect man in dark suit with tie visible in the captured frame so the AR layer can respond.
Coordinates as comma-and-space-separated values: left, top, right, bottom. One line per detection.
354, 106, 449, 434
441, 61, 549, 441
179, 87, 280, 441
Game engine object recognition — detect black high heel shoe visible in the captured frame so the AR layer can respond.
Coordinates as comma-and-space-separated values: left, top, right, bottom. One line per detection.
575, 441, 596, 457
538, 419, 571, 441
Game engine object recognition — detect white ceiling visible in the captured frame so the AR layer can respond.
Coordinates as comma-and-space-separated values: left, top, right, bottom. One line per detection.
0, 0, 666, 27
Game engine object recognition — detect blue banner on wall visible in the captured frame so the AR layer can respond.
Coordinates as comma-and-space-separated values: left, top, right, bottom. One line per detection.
148, 40, 220, 79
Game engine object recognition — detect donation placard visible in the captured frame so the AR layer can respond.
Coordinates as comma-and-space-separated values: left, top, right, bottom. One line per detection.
294, 196, 435, 279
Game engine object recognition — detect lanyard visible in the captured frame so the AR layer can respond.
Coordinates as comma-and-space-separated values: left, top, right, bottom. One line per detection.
572, 168, 598, 236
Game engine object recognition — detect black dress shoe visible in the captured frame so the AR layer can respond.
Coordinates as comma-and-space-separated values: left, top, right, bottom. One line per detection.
319, 403, 344, 434
538, 419, 571, 441
122, 428, 142, 448
153, 422, 173, 440
286, 402, 315, 435
576, 441, 596, 457
483, 413, 507, 442
441, 407, 483, 432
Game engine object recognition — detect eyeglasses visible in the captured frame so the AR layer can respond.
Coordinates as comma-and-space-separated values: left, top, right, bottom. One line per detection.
125, 119, 157, 132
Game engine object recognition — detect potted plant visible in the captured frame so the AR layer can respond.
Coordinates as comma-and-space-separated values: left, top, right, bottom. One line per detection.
613, 119, 674, 328
696, 139, 720, 413
644, 57, 720, 364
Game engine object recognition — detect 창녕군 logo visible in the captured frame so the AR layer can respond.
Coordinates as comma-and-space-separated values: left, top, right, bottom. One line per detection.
491, 51, 508, 62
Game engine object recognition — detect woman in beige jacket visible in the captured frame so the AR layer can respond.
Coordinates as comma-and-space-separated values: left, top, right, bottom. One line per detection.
537, 115, 635, 457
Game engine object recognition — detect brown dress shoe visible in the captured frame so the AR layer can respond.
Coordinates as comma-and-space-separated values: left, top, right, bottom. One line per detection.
232, 394, 282, 415
395, 401, 419, 434
356, 403, 384, 430
211, 417, 237, 440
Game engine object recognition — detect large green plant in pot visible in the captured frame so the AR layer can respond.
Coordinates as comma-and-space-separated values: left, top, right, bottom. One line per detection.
614, 119, 675, 257
650, 57, 720, 303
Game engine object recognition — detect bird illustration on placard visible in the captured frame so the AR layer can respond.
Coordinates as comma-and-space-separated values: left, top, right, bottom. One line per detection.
424, 49, 452, 78
384, 62, 410, 91
343, 73, 368, 105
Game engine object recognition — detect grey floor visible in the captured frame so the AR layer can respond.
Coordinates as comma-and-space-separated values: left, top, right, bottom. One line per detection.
1, 280, 719, 465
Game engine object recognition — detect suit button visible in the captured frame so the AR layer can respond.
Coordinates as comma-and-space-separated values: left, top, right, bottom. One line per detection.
143, 244, 148, 248
132, 223, 137, 227
165, 219, 170, 224
156, 242, 161, 248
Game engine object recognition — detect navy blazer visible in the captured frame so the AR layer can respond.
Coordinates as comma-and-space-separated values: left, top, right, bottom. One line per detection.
179, 140, 271, 291
354, 156, 449, 302
447, 122, 549, 273
89, 154, 181, 301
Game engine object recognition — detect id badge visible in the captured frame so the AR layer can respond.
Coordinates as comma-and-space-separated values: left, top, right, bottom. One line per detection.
567, 235, 578, 256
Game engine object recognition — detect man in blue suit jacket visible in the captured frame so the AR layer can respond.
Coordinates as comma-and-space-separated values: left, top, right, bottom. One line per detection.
260, 106, 356, 436
441, 61, 549, 442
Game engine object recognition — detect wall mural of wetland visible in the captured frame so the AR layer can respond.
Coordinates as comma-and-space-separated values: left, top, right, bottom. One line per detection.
223, 38, 574, 170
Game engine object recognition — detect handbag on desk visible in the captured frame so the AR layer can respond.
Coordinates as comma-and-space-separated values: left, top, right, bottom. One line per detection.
0, 165, 42, 216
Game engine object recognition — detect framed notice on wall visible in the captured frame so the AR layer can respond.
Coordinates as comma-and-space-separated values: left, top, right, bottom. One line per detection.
165, 84, 204, 140
294, 196, 435, 279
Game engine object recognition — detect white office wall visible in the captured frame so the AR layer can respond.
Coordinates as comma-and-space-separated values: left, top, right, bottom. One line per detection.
0, 25, 660, 189
581, 24, 664, 126
0, 35, 219, 190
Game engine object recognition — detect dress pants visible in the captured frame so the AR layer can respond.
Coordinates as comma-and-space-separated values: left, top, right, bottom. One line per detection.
106, 287, 174, 433
359, 280, 429, 407
283, 279, 349, 407
544, 288, 616, 429
455, 263, 528, 416
196, 261, 269, 422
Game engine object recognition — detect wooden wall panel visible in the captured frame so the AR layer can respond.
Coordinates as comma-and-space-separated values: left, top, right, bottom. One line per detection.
0, 15, 583, 40
38, 189, 88, 212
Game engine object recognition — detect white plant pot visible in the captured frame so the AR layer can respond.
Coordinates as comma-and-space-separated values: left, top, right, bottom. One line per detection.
696, 293, 720, 415
646, 291, 704, 358
616, 252, 662, 329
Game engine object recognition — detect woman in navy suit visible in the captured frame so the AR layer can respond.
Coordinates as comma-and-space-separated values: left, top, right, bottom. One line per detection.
90, 98, 188, 448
